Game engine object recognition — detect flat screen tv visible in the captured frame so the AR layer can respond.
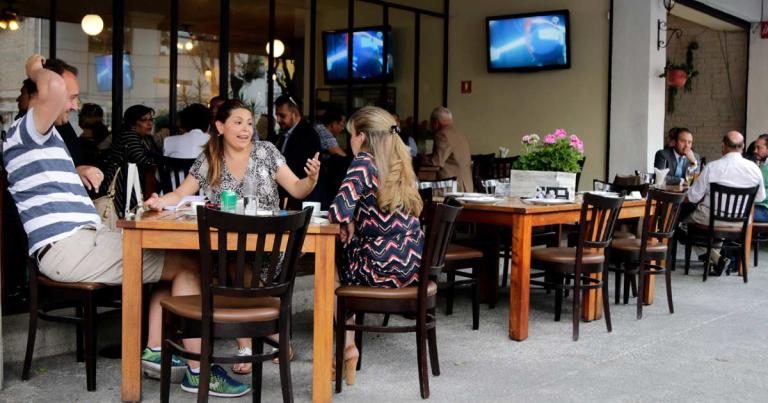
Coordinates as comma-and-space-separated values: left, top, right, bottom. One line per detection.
323, 27, 393, 83
95, 54, 133, 92
486, 10, 570, 72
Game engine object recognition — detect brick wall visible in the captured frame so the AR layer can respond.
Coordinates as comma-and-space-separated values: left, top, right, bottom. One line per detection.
663, 15, 748, 163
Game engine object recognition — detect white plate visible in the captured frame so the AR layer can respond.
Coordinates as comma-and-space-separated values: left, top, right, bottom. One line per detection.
457, 196, 501, 204
522, 198, 576, 205
446, 192, 488, 198
586, 191, 620, 197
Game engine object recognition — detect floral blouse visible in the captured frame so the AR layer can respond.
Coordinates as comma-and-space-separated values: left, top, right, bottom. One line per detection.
190, 141, 285, 209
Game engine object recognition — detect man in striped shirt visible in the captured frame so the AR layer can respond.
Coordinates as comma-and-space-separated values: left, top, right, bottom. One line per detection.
2, 55, 250, 397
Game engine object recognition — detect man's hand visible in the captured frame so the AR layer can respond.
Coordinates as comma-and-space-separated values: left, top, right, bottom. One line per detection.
76, 166, 104, 192
684, 149, 697, 165
26, 54, 45, 78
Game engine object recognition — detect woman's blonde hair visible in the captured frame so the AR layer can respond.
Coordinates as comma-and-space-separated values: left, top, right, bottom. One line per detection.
346, 106, 422, 217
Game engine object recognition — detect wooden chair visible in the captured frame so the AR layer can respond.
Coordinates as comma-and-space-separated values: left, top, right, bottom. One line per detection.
530, 193, 624, 341
682, 183, 758, 282
158, 206, 313, 403
334, 202, 462, 398
22, 257, 121, 391
609, 189, 685, 318
417, 177, 457, 196
157, 156, 196, 194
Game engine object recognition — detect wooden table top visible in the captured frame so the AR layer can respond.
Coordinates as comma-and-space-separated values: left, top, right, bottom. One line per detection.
117, 210, 340, 234
452, 196, 648, 214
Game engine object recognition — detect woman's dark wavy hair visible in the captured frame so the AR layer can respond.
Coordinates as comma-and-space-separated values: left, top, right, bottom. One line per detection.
205, 99, 253, 188
122, 105, 155, 131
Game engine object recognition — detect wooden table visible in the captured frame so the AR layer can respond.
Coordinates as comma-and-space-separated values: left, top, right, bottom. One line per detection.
456, 197, 648, 341
118, 211, 339, 402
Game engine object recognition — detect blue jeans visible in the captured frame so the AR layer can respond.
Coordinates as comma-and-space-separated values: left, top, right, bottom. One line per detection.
755, 205, 768, 222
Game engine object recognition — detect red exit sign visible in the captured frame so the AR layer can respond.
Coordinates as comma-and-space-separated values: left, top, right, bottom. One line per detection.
461, 80, 472, 94
762, 22, 768, 38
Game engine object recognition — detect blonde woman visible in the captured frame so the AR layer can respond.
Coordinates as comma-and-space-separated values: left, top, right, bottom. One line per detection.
328, 106, 425, 383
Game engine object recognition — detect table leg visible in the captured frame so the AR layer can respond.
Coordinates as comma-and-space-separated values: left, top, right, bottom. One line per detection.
312, 236, 334, 402
582, 273, 603, 321
743, 222, 753, 275
477, 224, 500, 306
509, 215, 531, 341
121, 229, 143, 402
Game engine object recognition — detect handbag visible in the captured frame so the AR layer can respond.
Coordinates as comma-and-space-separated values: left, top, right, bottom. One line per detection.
94, 167, 120, 230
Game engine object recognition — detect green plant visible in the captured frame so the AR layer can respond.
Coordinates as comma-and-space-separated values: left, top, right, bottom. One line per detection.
512, 129, 584, 173
660, 41, 699, 113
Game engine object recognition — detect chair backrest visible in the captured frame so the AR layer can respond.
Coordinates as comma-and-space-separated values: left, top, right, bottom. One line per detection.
640, 188, 686, 243
612, 181, 650, 197
418, 177, 458, 197
577, 193, 625, 251
418, 202, 462, 301
196, 206, 313, 323
708, 183, 759, 225
575, 157, 587, 189
592, 179, 614, 192
471, 153, 495, 190
491, 156, 519, 179
157, 157, 196, 194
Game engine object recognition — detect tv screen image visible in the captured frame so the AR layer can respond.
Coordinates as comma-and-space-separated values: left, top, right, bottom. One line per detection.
486, 10, 570, 72
95, 54, 133, 92
323, 27, 393, 82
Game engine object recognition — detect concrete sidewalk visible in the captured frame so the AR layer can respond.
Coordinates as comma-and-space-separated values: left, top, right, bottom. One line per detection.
2, 253, 768, 402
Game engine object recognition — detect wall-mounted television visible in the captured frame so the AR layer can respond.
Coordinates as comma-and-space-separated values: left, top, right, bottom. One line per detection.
322, 26, 393, 83
95, 54, 133, 92
486, 10, 570, 72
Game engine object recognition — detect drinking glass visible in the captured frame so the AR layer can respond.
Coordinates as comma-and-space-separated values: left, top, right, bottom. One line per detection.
685, 166, 696, 186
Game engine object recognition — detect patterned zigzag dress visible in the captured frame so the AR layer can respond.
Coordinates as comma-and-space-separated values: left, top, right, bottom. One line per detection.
329, 152, 424, 288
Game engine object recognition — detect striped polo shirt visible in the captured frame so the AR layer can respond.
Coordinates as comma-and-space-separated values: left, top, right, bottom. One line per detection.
2, 109, 100, 256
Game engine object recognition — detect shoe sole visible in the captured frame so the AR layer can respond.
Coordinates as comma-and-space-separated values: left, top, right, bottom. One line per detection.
142, 361, 185, 383
180, 383, 252, 398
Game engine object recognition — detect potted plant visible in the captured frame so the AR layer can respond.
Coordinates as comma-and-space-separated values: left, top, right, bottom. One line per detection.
659, 41, 699, 113
508, 129, 585, 199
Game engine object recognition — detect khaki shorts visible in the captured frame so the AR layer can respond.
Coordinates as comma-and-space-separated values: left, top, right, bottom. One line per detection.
38, 227, 165, 285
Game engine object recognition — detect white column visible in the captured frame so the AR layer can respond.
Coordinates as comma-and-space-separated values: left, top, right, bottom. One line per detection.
747, 27, 768, 140
609, 0, 667, 178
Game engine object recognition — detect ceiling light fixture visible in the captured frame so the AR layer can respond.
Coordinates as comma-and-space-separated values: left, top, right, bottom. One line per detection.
657, 0, 683, 50
81, 14, 104, 36
266, 39, 285, 58
0, 1, 22, 31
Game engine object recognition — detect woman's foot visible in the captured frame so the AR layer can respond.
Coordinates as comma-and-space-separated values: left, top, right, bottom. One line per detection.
271, 344, 294, 364
232, 347, 252, 375
332, 345, 360, 385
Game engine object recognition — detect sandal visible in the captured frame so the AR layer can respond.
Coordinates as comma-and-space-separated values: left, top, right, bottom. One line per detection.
331, 345, 359, 385
232, 347, 252, 375
271, 344, 294, 364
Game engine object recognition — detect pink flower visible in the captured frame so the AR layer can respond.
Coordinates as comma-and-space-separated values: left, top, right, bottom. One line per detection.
570, 134, 580, 142
544, 134, 556, 144
554, 128, 567, 138
522, 135, 530, 144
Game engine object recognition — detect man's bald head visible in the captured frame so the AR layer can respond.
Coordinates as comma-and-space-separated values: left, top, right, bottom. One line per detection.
722, 130, 744, 154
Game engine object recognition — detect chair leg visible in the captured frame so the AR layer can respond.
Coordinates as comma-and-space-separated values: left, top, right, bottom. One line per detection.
622, 269, 631, 305
334, 299, 345, 393
427, 308, 440, 376
197, 329, 213, 403
471, 264, 480, 330
445, 270, 455, 315
743, 245, 749, 283
278, 319, 294, 403
84, 293, 97, 391
160, 311, 173, 403
703, 245, 712, 282
500, 248, 510, 288
572, 276, 581, 342
554, 274, 563, 322
355, 313, 364, 371
76, 305, 85, 363
602, 273, 612, 332
614, 266, 622, 305
630, 275, 638, 297
22, 284, 39, 381
416, 317, 430, 399
669, 236, 678, 271
381, 314, 390, 327
665, 261, 674, 314
252, 337, 263, 403
684, 242, 692, 275
636, 264, 645, 320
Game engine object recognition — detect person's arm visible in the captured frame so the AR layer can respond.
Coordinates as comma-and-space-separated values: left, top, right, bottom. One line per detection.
143, 174, 200, 211
686, 164, 708, 203
328, 145, 347, 157
124, 131, 157, 167
26, 54, 66, 136
275, 152, 321, 199
423, 131, 451, 168
328, 156, 371, 244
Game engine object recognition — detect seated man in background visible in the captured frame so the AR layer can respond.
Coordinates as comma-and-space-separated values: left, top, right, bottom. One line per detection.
684, 131, 765, 274
654, 127, 700, 185
751, 133, 768, 222
164, 103, 211, 159
314, 104, 347, 159
421, 106, 473, 192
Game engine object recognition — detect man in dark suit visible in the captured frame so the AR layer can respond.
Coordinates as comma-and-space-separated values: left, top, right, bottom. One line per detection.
654, 127, 701, 185
274, 94, 326, 209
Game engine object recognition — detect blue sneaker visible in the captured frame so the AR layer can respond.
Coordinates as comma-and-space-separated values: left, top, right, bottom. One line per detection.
181, 364, 251, 398
141, 347, 185, 383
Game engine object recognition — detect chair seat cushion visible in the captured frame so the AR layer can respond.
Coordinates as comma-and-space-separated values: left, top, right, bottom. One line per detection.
610, 238, 667, 259
446, 244, 483, 261
160, 295, 280, 323
38, 275, 107, 291
688, 223, 742, 234
335, 281, 437, 300
613, 230, 636, 239
531, 247, 605, 272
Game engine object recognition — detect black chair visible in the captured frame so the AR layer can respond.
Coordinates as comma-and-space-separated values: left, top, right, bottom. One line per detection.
334, 202, 462, 398
530, 193, 624, 341
22, 257, 121, 391
751, 222, 768, 266
683, 183, 759, 282
159, 206, 312, 403
471, 153, 495, 192
157, 156, 196, 194
609, 189, 685, 318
